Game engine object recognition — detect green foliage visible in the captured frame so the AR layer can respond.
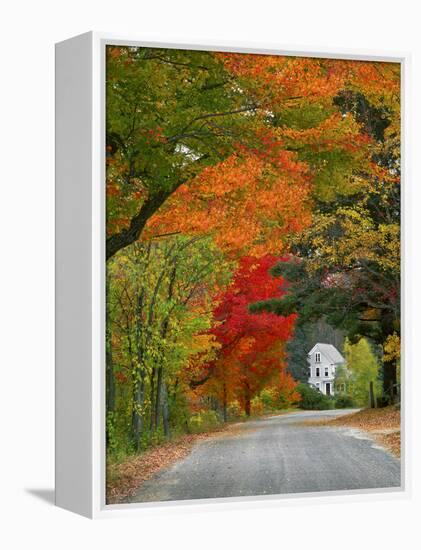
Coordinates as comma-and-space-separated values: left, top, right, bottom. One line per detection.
342, 338, 382, 407
106, 234, 232, 457
296, 383, 335, 410
106, 412, 121, 459
250, 389, 287, 415
274, 103, 336, 131
106, 46, 261, 252
260, 388, 277, 409
187, 410, 222, 433
334, 395, 355, 408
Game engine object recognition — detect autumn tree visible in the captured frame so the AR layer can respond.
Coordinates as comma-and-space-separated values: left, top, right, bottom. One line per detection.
200, 256, 297, 417
107, 235, 231, 451
104, 47, 401, 473
106, 46, 264, 259
340, 338, 382, 407
106, 48, 397, 260
251, 74, 401, 402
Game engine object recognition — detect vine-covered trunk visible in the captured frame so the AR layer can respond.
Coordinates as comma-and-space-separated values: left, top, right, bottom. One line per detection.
105, 277, 115, 414
154, 366, 163, 429
106, 337, 115, 414
154, 265, 176, 433
131, 373, 145, 450
149, 367, 156, 430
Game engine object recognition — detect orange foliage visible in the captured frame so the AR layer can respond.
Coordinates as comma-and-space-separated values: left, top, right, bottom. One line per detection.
145, 149, 312, 257
217, 53, 400, 111
217, 54, 345, 107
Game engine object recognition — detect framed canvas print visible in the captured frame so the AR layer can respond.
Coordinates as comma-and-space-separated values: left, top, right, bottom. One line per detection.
55, 32, 409, 518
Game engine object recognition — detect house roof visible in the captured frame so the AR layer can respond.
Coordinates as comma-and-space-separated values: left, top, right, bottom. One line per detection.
308, 343, 345, 364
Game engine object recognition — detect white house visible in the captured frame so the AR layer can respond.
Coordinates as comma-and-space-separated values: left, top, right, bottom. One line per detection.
307, 343, 345, 396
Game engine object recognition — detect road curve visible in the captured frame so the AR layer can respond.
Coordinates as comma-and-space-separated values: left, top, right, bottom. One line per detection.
127, 409, 401, 503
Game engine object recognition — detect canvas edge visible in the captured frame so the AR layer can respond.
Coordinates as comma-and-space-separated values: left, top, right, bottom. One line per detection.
55, 31, 411, 519
55, 31, 95, 518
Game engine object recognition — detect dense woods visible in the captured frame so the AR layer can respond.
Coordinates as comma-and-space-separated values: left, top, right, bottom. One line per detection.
105, 46, 400, 467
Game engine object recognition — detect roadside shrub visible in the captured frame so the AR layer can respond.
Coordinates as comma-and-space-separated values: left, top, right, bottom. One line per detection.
106, 410, 134, 461
277, 386, 302, 409
335, 395, 355, 408
296, 383, 334, 410
260, 388, 277, 410
251, 396, 265, 416
187, 410, 222, 433
227, 400, 244, 420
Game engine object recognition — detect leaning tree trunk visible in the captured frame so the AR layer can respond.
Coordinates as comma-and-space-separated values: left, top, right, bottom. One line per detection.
106, 188, 175, 260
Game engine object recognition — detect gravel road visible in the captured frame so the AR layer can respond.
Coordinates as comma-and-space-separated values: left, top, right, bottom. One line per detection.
127, 409, 401, 503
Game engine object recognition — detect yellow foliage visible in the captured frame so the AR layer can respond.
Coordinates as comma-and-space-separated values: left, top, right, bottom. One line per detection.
296, 205, 400, 273
383, 333, 400, 362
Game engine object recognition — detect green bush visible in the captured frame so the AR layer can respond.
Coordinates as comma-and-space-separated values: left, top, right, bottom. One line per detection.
187, 410, 222, 433
296, 383, 334, 410
260, 388, 277, 410
106, 410, 134, 461
335, 394, 355, 408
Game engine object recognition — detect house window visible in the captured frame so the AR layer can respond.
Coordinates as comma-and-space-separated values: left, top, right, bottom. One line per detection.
324, 367, 329, 377
315, 352, 321, 363
316, 367, 320, 377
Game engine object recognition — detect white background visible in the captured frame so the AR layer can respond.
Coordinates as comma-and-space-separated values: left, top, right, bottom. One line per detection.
1, 0, 420, 548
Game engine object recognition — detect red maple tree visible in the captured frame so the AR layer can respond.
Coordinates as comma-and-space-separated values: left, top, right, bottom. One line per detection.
202, 255, 298, 416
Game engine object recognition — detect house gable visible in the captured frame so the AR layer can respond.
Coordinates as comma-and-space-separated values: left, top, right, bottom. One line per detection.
308, 343, 345, 365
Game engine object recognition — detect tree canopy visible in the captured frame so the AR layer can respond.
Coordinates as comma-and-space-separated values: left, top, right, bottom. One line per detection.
104, 46, 401, 477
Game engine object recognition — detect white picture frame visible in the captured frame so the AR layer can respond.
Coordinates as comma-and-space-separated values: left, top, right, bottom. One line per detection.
55, 31, 411, 519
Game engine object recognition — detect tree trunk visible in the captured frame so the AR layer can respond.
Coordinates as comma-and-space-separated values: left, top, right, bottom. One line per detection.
222, 383, 228, 422
154, 366, 163, 429
369, 381, 376, 409
105, 277, 115, 414
106, 339, 115, 414
149, 367, 156, 430
154, 265, 176, 432
134, 277, 147, 441
106, 189, 174, 261
383, 359, 397, 405
161, 380, 170, 437
131, 374, 145, 451
244, 383, 251, 417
